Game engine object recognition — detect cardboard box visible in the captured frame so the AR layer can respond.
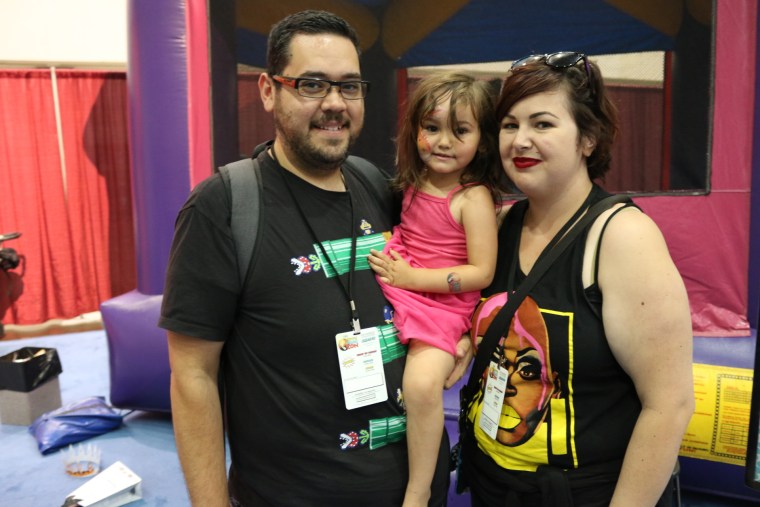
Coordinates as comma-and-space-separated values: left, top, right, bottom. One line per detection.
0, 347, 62, 392
0, 376, 62, 425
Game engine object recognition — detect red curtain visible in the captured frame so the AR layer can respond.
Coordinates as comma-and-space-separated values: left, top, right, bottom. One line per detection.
0, 69, 135, 325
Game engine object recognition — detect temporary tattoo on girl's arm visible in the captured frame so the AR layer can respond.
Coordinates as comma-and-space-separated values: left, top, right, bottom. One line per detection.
447, 272, 462, 293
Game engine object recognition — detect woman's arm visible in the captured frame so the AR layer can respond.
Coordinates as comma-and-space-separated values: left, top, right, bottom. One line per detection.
445, 334, 475, 389
368, 185, 497, 293
597, 209, 694, 506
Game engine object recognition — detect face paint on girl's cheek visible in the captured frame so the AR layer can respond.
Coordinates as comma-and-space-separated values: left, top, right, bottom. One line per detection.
417, 132, 432, 162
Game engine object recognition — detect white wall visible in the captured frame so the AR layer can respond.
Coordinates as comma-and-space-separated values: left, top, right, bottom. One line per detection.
0, 0, 127, 68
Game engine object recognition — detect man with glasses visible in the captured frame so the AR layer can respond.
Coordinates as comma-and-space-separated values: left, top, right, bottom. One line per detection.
160, 10, 466, 507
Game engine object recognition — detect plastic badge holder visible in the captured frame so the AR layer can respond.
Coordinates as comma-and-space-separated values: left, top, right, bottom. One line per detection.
29, 396, 124, 454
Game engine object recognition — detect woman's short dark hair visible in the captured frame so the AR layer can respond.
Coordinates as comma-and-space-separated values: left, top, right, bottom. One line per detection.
267, 10, 361, 76
495, 58, 619, 180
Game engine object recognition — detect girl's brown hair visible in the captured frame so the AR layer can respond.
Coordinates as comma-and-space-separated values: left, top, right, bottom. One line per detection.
395, 72, 504, 202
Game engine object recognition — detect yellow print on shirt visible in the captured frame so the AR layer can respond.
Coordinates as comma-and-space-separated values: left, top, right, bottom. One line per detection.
469, 294, 576, 471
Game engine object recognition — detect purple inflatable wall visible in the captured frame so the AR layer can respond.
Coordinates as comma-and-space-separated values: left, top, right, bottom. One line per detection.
126, 0, 194, 295
101, 0, 213, 414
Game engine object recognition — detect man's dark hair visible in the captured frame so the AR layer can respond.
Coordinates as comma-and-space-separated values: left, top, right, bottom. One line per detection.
267, 10, 361, 76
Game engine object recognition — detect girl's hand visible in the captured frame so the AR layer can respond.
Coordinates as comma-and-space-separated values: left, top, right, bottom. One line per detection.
368, 249, 413, 288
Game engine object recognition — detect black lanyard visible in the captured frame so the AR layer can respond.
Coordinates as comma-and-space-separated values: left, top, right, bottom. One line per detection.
272, 147, 361, 333
506, 185, 600, 290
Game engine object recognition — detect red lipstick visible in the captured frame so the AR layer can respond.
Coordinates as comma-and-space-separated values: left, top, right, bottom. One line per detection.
513, 157, 540, 169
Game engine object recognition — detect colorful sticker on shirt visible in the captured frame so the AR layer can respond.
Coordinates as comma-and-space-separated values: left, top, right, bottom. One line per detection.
291, 254, 321, 276
369, 416, 406, 450
339, 429, 370, 450
359, 219, 374, 235
291, 232, 388, 277
337, 414, 407, 451
383, 305, 395, 324
378, 324, 406, 363
317, 233, 387, 278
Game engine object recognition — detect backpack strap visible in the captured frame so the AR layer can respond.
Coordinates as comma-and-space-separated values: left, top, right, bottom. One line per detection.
344, 156, 400, 223
219, 158, 262, 285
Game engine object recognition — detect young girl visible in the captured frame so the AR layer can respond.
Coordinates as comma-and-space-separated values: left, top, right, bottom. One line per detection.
368, 72, 503, 507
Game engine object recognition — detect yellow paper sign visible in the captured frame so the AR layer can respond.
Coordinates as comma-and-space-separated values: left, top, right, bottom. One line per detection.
679, 363, 753, 466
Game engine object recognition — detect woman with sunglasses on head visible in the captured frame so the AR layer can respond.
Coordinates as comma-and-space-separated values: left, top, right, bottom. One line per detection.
459, 52, 694, 506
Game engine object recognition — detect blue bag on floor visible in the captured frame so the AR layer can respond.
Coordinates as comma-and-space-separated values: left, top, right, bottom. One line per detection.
29, 396, 124, 454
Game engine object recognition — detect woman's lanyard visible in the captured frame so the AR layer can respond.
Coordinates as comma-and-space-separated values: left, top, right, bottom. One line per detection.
271, 147, 362, 334
506, 185, 600, 290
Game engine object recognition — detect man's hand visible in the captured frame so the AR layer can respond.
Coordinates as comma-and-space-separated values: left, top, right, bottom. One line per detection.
445, 334, 473, 389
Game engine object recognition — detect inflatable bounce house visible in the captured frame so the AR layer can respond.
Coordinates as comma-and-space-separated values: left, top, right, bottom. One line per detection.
100, 0, 760, 502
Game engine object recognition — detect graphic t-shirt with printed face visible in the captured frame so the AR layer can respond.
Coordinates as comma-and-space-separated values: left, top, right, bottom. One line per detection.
468, 196, 641, 474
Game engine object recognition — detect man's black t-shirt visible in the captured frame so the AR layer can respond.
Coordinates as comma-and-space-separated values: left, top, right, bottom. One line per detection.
160, 152, 449, 506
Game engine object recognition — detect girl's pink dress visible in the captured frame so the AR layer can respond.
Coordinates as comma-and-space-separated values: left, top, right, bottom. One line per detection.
379, 186, 481, 355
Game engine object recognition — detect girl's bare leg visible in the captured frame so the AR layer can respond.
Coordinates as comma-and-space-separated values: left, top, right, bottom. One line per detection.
402, 340, 455, 507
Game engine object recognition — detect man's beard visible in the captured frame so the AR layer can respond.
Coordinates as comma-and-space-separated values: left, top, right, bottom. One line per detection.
273, 113, 358, 172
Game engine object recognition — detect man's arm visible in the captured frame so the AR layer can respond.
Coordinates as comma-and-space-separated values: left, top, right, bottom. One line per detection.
167, 331, 229, 507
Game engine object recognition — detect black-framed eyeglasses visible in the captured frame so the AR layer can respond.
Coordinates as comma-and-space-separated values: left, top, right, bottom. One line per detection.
511, 52, 591, 82
272, 75, 370, 100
